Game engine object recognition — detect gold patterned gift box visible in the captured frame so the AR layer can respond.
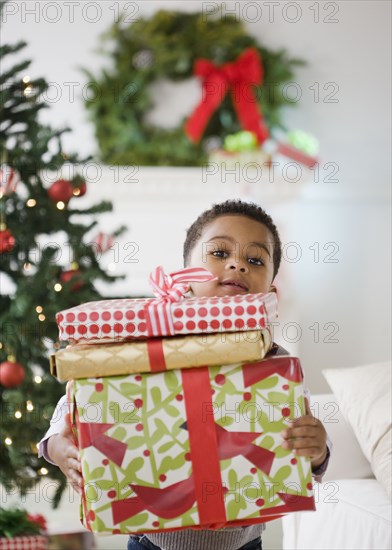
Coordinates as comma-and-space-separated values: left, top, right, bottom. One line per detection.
51, 329, 272, 381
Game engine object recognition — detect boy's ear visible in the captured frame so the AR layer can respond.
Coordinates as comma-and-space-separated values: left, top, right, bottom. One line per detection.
269, 284, 277, 294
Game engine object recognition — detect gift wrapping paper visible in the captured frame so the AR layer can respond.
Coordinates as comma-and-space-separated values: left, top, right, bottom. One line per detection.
57, 292, 278, 344
0, 536, 47, 550
51, 329, 272, 382
69, 357, 315, 534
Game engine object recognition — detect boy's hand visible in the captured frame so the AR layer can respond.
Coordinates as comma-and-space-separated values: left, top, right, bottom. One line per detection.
280, 397, 328, 468
47, 413, 82, 494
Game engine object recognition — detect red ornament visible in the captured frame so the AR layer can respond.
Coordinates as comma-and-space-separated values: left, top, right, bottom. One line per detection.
27, 513, 47, 533
48, 179, 74, 203
60, 269, 84, 291
0, 164, 21, 196
0, 360, 25, 388
0, 228, 15, 253
72, 179, 87, 197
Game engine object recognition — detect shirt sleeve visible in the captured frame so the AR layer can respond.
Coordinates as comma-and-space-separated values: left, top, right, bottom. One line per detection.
304, 387, 332, 483
38, 393, 68, 465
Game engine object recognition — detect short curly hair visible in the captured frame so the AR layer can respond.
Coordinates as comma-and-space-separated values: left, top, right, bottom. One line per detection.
183, 199, 282, 279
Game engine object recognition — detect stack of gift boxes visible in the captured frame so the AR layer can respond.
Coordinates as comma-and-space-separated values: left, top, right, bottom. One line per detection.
51, 267, 315, 535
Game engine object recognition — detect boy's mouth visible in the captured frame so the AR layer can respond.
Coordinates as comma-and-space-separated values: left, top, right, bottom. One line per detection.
220, 278, 249, 293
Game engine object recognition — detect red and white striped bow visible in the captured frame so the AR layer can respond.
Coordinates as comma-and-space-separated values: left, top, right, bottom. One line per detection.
146, 266, 217, 336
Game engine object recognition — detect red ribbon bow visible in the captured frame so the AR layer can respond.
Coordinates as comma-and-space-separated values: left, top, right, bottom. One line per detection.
78, 422, 127, 467
145, 266, 217, 337
149, 266, 216, 302
111, 423, 274, 524
185, 48, 269, 144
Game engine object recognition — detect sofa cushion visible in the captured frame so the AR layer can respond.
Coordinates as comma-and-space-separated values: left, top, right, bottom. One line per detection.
311, 393, 373, 481
323, 362, 391, 500
282, 479, 392, 549
371, 429, 392, 502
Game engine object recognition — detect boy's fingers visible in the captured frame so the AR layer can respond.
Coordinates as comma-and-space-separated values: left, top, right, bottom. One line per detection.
282, 425, 320, 439
282, 438, 324, 457
292, 446, 321, 458
67, 467, 83, 487
70, 480, 82, 494
67, 445, 80, 461
282, 436, 318, 449
304, 396, 312, 416
288, 415, 318, 429
68, 457, 82, 472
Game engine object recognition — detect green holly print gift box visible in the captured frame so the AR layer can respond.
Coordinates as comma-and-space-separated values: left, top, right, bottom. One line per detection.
68, 357, 315, 534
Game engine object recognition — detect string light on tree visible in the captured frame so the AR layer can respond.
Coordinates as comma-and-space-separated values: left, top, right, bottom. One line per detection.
71, 175, 87, 197
22, 75, 37, 99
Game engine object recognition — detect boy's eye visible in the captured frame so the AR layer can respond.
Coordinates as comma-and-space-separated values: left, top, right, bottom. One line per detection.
248, 257, 265, 266
211, 250, 265, 266
211, 250, 228, 258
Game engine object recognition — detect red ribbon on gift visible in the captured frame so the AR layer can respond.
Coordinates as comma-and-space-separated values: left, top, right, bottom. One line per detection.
215, 424, 274, 472
243, 357, 303, 387
78, 422, 127, 467
145, 266, 217, 337
185, 48, 269, 144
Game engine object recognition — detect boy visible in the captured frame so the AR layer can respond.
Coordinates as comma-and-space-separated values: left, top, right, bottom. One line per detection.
40, 200, 330, 550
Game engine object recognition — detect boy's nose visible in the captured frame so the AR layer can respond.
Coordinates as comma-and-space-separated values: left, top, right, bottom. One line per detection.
225, 262, 249, 273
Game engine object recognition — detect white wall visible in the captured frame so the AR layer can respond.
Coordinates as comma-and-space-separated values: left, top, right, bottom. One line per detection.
3, 1, 391, 392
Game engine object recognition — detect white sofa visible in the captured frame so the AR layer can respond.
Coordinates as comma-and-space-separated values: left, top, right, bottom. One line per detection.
282, 392, 392, 550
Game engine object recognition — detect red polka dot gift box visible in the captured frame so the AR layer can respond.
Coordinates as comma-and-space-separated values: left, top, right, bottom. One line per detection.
56, 266, 278, 344
67, 356, 315, 535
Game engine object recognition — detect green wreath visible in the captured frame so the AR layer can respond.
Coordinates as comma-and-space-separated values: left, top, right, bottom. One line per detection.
83, 10, 304, 166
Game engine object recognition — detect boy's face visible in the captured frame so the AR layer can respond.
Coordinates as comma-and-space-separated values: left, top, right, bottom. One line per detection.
188, 215, 276, 298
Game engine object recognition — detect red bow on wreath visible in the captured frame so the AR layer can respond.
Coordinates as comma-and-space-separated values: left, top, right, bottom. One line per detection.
185, 48, 269, 144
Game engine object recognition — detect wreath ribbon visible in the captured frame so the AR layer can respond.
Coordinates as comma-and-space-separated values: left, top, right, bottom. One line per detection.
185, 48, 269, 144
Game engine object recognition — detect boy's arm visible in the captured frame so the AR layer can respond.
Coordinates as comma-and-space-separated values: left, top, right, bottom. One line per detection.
304, 388, 332, 482
38, 393, 82, 493
269, 345, 332, 483
38, 394, 68, 464
281, 389, 332, 483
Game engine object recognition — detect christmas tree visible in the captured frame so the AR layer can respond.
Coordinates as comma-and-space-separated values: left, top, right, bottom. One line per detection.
0, 1, 124, 506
